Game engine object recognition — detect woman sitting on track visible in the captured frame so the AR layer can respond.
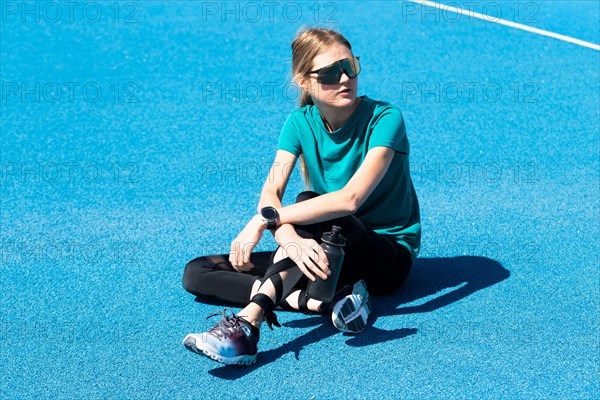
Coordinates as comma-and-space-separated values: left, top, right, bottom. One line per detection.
182, 27, 421, 366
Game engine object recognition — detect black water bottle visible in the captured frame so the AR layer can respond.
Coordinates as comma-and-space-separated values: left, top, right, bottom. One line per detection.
307, 225, 346, 302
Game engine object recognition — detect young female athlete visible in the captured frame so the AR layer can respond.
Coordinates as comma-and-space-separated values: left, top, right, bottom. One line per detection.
182, 27, 421, 366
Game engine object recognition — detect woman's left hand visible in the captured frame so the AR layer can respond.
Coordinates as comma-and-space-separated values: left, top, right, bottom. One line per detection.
229, 215, 266, 272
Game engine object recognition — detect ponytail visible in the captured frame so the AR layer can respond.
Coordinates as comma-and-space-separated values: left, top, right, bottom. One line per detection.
298, 90, 314, 189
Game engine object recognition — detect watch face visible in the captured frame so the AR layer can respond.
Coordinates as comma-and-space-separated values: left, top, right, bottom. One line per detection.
262, 207, 276, 220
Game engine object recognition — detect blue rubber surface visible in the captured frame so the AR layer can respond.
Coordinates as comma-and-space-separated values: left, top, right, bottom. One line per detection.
1, 1, 599, 399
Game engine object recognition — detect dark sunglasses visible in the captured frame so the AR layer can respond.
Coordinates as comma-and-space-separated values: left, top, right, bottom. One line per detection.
307, 56, 361, 84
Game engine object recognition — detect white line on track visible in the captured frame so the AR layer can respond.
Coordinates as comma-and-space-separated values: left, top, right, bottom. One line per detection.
407, 0, 600, 51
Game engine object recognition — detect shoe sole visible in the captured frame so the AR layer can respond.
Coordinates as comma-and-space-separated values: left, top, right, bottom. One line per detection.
331, 280, 372, 333
182, 334, 257, 366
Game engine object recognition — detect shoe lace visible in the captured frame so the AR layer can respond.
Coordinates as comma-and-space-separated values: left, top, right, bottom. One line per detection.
205, 309, 249, 341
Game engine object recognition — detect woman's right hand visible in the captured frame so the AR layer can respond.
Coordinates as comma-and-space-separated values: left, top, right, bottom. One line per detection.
278, 233, 330, 282
229, 215, 265, 272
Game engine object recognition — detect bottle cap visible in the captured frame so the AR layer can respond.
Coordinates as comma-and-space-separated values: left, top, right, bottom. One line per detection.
322, 225, 346, 246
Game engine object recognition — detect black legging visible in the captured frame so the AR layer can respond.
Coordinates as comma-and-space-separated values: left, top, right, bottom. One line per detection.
182, 191, 413, 307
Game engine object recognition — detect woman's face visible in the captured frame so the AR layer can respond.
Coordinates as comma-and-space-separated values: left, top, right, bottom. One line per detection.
301, 43, 359, 108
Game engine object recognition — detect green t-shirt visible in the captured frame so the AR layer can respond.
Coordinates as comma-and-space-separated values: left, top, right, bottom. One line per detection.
277, 95, 421, 261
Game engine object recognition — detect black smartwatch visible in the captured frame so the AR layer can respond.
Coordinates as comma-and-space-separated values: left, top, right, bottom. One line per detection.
260, 206, 279, 230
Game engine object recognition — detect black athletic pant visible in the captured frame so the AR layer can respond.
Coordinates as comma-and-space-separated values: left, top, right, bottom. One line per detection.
182, 191, 413, 307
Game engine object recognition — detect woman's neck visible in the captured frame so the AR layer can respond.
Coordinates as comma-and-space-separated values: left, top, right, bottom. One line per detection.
319, 97, 362, 132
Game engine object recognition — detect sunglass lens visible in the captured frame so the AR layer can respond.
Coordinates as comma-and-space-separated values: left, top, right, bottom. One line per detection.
340, 58, 360, 79
316, 58, 361, 84
347, 57, 361, 78
318, 65, 342, 84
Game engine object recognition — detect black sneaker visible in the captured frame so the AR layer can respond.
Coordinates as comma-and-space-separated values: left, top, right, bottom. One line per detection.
182, 309, 259, 366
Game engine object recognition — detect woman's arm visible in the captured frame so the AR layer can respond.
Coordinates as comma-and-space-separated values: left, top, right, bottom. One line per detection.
255, 150, 297, 244
257, 150, 295, 212
255, 150, 330, 280
277, 146, 396, 226
230, 150, 306, 272
233, 146, 395, 279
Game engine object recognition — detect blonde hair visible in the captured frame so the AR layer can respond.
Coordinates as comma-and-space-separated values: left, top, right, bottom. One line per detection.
291, 27, 353, 188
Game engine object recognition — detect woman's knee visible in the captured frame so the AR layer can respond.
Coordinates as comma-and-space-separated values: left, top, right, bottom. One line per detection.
366, 263, 412, 295
367, 277, 404, 295
181, 257, 212, 295
295, 191, 319, 203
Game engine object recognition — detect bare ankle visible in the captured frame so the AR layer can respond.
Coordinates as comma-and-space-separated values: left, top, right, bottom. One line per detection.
307, 299, 323, 313
238, 303, 264, 328
248, 314, 263, 328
